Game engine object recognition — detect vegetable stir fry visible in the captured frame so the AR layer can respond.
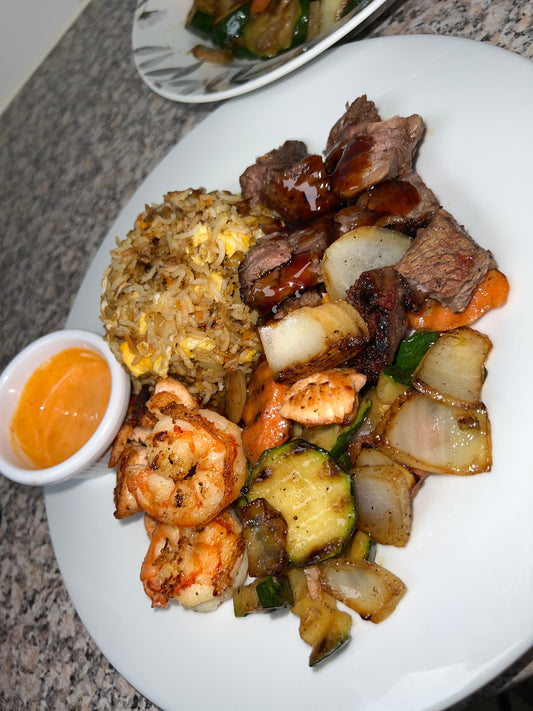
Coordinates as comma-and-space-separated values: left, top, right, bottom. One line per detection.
186, 0, 365, 62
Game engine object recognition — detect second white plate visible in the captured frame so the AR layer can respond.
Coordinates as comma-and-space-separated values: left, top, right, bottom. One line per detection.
132, 0, 395, 102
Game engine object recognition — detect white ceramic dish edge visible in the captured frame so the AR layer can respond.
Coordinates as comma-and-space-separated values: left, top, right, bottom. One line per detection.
0, 329, 130, 485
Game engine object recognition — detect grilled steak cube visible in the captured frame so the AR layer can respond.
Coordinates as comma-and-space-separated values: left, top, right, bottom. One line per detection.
346, 266, 420, 382
396, 209, 496, 313
329, 115, 425, 201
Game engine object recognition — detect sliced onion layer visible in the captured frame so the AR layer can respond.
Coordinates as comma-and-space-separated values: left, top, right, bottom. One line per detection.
259, 300, 369, 383
318, 558, 406, 623
375, 391, 492, 475
322, 226, 412, 301
351, 461, 416, 547
412, 327, 492, 408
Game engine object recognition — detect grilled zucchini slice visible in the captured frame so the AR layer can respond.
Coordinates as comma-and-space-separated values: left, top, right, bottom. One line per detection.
242, 439, 356, 566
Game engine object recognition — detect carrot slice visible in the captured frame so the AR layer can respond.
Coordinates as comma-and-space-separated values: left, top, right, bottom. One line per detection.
250, 0, 271, 13
242, 359, 291, 465
407, 269, 510, 332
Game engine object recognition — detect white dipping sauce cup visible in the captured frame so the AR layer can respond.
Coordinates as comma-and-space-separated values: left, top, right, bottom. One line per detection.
0, 329, 131, 486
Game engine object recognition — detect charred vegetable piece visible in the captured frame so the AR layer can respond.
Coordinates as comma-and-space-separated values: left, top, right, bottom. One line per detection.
287, 567, 351, 666
240, 497, 288, 577
346, 530, 376, 562
411, 327, 492, 408
211, 2, 251, 45
384, 330, 438, 386
351, 458, 416, 546
375, 391, 492, 475
242, 0, 310, 58
318, 558, 406, 623
259, 300, 369, 384
322, 226, 412, 302
243, 439, 356, 566
233, 574, 293, 616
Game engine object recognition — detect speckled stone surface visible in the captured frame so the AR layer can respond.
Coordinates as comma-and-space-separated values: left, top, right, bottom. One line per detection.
0, 0, 531, 709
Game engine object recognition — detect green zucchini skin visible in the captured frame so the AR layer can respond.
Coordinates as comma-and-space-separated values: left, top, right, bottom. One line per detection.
187, 0, 311, 60
233, 574, 294, 616
186, 10, 215, 35
287, 566, 352, 666
242, 439, 356, 566
241, 0, 309, 58
211, 2, 251, 47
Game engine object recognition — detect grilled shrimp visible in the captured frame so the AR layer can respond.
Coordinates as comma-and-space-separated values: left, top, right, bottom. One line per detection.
140, 508, 247, 611
114, 443, 148, 519
131, 407, 247, 527
109, 385, 157, 468
147, 377, 198, 416
279, 369, 367, 426
112, 377, 245, 525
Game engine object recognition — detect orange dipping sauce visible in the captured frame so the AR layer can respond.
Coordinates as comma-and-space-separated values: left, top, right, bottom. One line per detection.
9, 347, 112, 468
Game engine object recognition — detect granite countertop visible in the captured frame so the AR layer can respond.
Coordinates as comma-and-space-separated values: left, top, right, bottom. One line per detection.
0, 0, 531, 708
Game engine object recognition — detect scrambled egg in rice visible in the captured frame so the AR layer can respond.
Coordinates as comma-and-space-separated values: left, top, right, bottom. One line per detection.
100, 188, 277, 405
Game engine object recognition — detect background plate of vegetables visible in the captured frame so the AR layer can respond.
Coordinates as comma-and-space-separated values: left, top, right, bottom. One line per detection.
132, 0, 395, 102
46, 35, 533, 711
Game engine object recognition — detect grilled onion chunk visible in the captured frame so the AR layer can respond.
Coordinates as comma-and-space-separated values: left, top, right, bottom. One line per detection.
258, 300, 369, 383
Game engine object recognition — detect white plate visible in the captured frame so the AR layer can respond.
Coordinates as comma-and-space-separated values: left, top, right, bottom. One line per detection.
46, 36, 533, 711
132, 0, 395, 102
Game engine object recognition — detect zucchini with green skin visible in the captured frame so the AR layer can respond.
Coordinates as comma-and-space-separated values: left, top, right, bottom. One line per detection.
186, 0, 219, 35
187, 10, 215, 35
329, 398, 371, 466
347, 530, 376, 562
384, 330, 438, 386
187, 0, 250, 40
211, 2, 251, 46
296, 396, 370, 461
242, 439, 356, 566
287, 566, 351, 666
242, 0, 310, 58
233, 574, 294, 616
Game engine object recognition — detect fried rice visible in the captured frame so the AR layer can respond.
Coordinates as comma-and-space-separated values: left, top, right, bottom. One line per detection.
100, 188, 277, 406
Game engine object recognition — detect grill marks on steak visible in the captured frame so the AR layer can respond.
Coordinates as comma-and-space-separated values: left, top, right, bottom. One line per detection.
396, 209, 497, 313
346, 267, 421, 382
